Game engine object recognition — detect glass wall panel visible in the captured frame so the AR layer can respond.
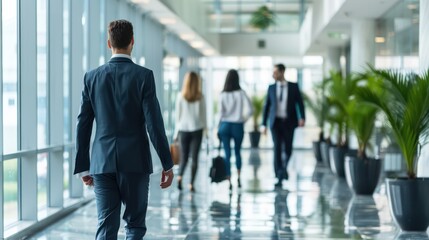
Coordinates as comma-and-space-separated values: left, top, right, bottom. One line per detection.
63, 0, 71, 142
37, 153, 48, 209
2, 0, 18, 154
375, 0, 419, 71
83, 0, 89, 72
100, 0, 106, 65
163, 56, 180, 141
63, 150, 70, 199
4, 159, 18, 226
37, 0, 48, 148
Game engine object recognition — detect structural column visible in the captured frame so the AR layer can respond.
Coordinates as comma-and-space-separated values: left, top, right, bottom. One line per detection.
48, 0, 64, 207
88, 0, 101, 70
350, 19, 375, 72
0, 0, 4, 237
324, 47, 342, 77
19, 0, 38, 220
70, 0, 84, 198
417, 0, 429, 177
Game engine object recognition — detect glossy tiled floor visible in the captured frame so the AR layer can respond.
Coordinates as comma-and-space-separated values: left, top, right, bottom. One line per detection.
31, 149, 429, 239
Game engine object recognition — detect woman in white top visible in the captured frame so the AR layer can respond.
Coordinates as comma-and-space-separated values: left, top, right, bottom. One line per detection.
218, 69, 253, 191
175, 72, 206, 192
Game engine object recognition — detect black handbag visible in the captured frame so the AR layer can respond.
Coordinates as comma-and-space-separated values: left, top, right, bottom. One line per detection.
209, 140, 227, 183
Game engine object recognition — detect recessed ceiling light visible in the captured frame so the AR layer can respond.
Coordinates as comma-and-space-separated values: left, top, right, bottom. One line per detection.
191, 41, 204, 48
159, 18, 176, 25
375, 37, 385, 43
203, 49, 215, 56
131, 0, 149, 3
408, 4, 418, 10
180, 34, 194, 41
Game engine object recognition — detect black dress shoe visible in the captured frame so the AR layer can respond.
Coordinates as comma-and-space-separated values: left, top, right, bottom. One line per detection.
274, 181, 282, 188
237, 178, 241, 188
177, 180, 182, 190
285, 171, 289, 180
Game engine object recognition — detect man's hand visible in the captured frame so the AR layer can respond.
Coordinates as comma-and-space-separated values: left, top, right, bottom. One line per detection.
160, 169, 174, 189
298, 119, 305, 127
260, 126, 267, 135
82, 175, 94, 186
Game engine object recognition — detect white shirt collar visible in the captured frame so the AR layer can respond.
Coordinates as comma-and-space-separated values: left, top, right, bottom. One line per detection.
111, 54, 132, 60
276, 81, 287, 87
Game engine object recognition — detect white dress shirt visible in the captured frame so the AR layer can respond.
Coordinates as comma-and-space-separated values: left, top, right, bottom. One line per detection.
219, 89, 253, 123
174, 94, 207, 136
276, 81, 288, 118
111, 53, 132, 60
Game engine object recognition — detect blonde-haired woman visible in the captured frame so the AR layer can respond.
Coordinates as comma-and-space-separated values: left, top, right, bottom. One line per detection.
175, 71, 207, 192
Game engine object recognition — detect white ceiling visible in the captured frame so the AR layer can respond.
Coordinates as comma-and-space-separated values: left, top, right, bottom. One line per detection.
129, 0, 410, 58
129, 0, 218, 56
305, 0, 401, 54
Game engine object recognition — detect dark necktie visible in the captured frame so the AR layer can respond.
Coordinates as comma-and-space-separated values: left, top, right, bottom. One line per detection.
279, 85, 285, 101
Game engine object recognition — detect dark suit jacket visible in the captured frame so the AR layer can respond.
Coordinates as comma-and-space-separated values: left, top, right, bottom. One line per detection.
74, 57, 173, 175
262, 81, 306, 129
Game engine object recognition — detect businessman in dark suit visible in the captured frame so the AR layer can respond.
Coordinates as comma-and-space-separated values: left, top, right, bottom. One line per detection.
74, 20, 174, 239
262, 64, 305, 188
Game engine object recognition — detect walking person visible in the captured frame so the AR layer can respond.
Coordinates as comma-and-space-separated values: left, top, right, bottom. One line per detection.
74, 20, 174, 239
174, 71, 207, 192
261, 63, 305, 189
218, 69, 253, 191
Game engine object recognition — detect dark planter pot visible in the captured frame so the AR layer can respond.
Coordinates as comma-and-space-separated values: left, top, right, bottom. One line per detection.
345, 155, 382, 195
249, 131, 261, 148
312, 141, 323, 163
329, 146, 347, 178
320, 142, 331, 168
386, 178, 429, 232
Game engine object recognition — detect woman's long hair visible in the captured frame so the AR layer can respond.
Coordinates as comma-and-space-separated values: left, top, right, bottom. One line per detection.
223, 69, 241, 92
182, 71, 202, 102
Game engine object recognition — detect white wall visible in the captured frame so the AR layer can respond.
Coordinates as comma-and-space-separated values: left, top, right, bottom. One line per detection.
220, 33, 301, 56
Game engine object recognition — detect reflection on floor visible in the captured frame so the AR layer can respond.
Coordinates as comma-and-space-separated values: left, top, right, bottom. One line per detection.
31, 149, 429, 239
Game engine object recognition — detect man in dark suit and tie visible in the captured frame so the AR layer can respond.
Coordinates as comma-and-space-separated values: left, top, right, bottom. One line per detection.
261, 64, 305, 188
74, 20, 174, 239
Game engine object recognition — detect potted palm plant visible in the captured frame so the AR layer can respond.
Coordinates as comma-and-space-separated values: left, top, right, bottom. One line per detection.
325, 71, 355, 178
303, 79, 329, 163
357, 67, 429, 231
344, 74, 381, 194
249, 95, 264, 148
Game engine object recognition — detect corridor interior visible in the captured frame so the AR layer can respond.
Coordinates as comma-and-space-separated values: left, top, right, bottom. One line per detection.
29, 147, 428, 240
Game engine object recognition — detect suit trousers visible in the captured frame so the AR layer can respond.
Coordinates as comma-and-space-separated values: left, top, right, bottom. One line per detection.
93, 173, 150, 240
271, 118, 296, 181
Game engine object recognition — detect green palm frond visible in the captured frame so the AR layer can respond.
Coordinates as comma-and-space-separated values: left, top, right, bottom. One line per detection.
324, 71, 358, 147
303, 78, 330, 140
346, 97, 378, 158
249, 5, 276, 30
356, 68, 429, 178
251, 95, 265, 131
303, 93, 323, 127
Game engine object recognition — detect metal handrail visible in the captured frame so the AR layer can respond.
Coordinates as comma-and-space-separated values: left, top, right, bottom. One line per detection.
2, 143, 75, 161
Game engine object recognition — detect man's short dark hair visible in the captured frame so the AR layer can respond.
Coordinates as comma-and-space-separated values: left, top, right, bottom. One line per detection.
275, 63, 286, 72
108, 20, 133, 49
